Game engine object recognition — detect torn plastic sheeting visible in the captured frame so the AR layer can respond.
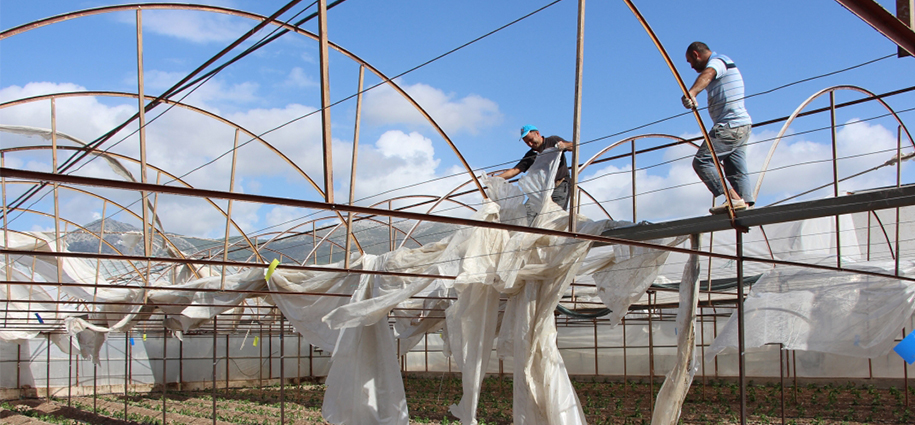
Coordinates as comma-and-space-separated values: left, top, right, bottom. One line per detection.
322, 256, 409, 425
2, 149, 710, 425
708, 258, 915, 361
651, 234, 701, 425
592, 236, 688, 328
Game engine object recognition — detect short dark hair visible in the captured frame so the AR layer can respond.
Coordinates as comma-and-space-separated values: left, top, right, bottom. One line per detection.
686, 41, 709, 54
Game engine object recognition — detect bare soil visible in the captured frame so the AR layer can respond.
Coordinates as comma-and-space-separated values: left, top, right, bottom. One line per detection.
2, 377, 913, 424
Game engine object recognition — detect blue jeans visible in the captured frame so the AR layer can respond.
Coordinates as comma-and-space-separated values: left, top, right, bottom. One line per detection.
552, 179, 570, 210
692, 123, 753, 205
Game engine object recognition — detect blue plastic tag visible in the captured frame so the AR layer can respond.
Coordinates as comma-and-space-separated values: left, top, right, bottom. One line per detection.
893, 331, 915, 364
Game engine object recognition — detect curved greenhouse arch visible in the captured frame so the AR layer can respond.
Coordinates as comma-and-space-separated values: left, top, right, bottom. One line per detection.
0, 2, 487, 198
752, 85, 915, 201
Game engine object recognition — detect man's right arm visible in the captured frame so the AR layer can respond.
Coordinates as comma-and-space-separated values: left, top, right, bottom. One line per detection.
682, 66, 717, 108
495, 168, 521, 180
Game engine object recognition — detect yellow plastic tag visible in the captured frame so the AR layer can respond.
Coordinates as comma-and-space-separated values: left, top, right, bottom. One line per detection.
253, 336, 259, 347
265, 259, 280, 282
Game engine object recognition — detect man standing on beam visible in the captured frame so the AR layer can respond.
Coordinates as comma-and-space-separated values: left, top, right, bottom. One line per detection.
682, 41, 754, 214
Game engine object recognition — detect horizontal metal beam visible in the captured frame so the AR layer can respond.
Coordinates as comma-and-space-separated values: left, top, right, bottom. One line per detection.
601, 183, 915, 241
835, 0, 915, 56
0, 167, 700, 256
0, 248, 454, 281
4, 168, 914, 284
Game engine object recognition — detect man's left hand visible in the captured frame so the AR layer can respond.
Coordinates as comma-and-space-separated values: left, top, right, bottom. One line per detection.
681, 95, 697, 109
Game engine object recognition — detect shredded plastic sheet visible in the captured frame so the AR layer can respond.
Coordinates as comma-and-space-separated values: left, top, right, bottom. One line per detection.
708, 258, 915, 361
651, 235, 701, 425
12, 150, 900, 424
0, 150, 687, 424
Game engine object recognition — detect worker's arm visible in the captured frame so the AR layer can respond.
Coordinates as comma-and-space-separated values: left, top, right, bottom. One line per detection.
556, 140, 574, 151
495, 168, 522, 180
682, 66, 717, 108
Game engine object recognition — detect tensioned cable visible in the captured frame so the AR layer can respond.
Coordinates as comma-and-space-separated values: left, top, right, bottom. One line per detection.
5, 0, 567, 241
13, 7, 900, 240
223, 122, 915, 265
370, 107, 915, 222
1, 0, 311, 221
252, 109, 915, 263
64, 0, 355, 176
152, 0, 569, 202
57, 0, 569, 247
579, 104, 915, 188
4, 7, 907, 267
349, 54, 905, 205
3, 1, 342, 228
66, 91, 910, 252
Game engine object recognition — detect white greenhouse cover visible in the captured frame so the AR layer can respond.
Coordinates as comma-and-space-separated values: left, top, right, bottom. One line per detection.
708, 257, 915, 360
3, 148, 913, 424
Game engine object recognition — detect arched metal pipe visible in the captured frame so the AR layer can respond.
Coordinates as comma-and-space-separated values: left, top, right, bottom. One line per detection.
0, 3, 488, 199
752, 85, 915, 201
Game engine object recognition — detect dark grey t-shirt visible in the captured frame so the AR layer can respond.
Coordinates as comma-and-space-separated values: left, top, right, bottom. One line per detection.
513, 135, 571, 183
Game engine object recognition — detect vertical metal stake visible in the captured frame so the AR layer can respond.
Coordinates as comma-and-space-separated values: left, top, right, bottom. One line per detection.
648, 291, 655, 414
736, 231, 747, 425
593, 318, 598, 375
226, 334, 230, 392
317, 0, 334, 202
163, 317, 168, 425
212, 317, 217, 425
567, 0, 586, 232
46, 333, 51, 400
830, 91, 842, 268
124, 332, 129, 419
780, 343, 785, 425
68, 335, 73, 406
280, 315, 286, 424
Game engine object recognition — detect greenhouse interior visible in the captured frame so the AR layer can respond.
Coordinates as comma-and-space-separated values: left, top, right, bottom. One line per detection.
2, 1, 915, 424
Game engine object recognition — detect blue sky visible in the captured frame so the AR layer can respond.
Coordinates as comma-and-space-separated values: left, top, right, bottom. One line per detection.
1, 0, 913, 238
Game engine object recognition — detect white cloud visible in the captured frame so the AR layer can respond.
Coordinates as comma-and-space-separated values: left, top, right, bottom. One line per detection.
363, 81, 503, 135
749, 119, 900, 203
265, 205, 313, 229
136, 70, 260, 111
284, 67, 317, 88
0, 82, 137, 143
578, 149, 710, 222
118, 9, 252, 44
351, 130, 440, 199
344, 130, 476, 211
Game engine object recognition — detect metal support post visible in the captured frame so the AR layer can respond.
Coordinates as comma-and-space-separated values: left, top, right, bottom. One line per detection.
317, 0, 334, 202
125, 332, 130, 418
830, 92, 842, 268
345, 65, 365, 269
568, 0, 585, 232
648, 291, 655, 414
226, 334, 230, 392
163, 318, 168, 425
280, 314, 286, 424
68, 335, 73, 406
212, 317, 217, 425
736, 231, 747, 425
